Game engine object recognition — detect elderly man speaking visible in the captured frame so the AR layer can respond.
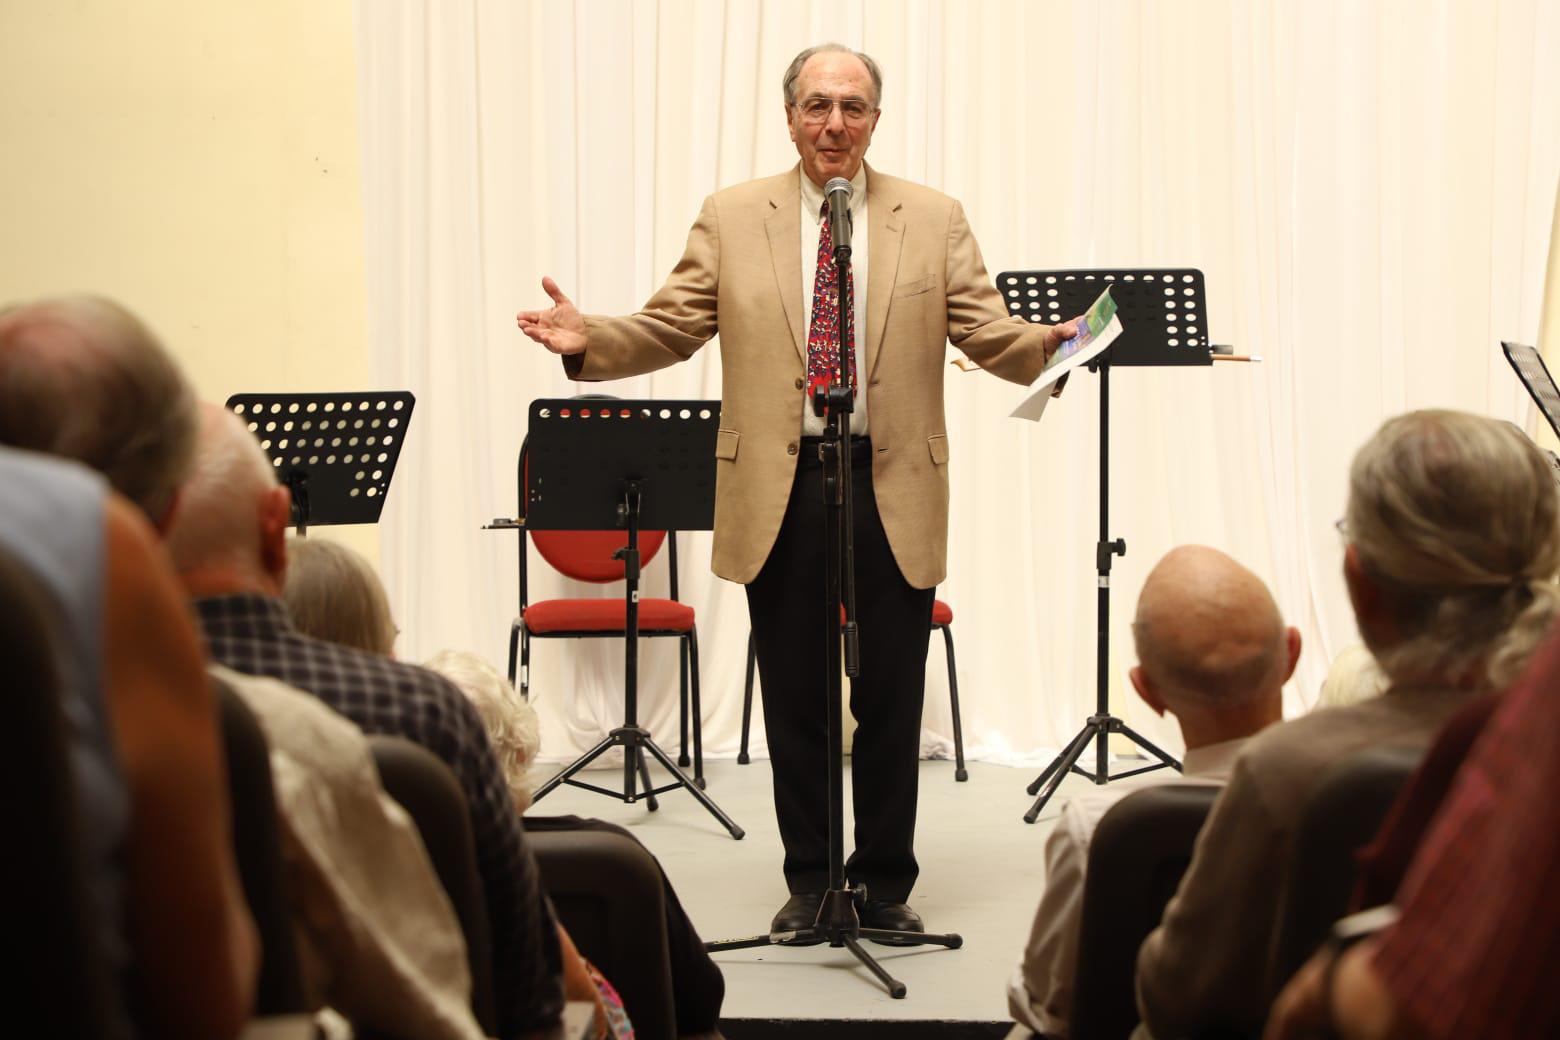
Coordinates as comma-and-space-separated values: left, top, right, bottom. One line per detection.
518, 43, 1073, 940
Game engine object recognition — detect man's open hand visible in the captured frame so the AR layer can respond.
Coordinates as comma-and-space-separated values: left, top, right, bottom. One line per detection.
516, 277, 588, 355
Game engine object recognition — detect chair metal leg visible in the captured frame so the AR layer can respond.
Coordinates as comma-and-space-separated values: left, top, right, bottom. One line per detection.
688, 628, 705, 788
507, 620, 521, 687
738, 632, 756, 765
518, 626, 532, 700
941, 624, 968, 782
678, 634, 691, 767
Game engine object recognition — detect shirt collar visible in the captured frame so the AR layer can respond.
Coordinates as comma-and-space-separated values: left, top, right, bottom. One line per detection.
1181, 735, 1250, 779
801, 164, 868, 223
193, 591, 295, 636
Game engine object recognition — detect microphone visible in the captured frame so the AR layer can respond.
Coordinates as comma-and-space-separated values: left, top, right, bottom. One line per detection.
824, 177, 853, 251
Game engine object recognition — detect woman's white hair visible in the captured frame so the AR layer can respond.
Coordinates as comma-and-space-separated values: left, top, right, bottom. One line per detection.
1346, 409, 1560, 690
1316, 644, 1389, 709
423, 650, 541, 812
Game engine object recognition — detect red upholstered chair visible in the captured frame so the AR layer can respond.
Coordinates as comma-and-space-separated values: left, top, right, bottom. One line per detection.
736, 598, 968, 781
506, 440, 705, 784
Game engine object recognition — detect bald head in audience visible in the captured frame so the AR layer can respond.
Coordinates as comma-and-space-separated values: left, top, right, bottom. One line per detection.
0, 295, 197, 527
166, 403, 292, 597
1131, 545, 1297, 748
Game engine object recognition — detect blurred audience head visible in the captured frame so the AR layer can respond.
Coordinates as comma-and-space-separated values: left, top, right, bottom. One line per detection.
0, 294, 197, 527
1344, 409, 1560, 691
424, 650, 540, 812
282, 536, 397, 657
1131, 545, 1297, 747
1315, 643, 1389, 709
166, 403, 291, 595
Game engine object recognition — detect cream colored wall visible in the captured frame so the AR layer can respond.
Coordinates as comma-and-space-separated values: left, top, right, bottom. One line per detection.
0, 0, 379, 563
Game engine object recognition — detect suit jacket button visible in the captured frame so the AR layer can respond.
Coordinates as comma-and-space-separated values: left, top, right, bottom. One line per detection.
794, 377, 804, 390
786, 442, 798, 456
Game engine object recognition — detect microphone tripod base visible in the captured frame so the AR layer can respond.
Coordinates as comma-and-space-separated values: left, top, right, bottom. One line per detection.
704, 885, 963, 1000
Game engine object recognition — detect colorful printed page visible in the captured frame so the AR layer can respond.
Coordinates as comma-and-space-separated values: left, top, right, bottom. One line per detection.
1011, 285, 1122, 422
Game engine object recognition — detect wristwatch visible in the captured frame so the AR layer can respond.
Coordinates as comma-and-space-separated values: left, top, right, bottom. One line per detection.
1320, 905, 1400, 1034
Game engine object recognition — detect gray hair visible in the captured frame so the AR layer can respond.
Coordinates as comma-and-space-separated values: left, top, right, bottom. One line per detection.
1346, 409, 1560, 690
0, 295, 197, 524
165, 404, 281, 577
782, 43, 883, 107
424, 650, 541, 812
282, 536, 398, 657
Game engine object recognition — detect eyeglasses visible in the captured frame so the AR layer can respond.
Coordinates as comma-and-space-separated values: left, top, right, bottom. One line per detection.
793, 96, 876, 126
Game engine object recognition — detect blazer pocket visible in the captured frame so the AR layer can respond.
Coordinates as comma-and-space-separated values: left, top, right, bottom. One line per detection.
927, 433, 949, 465
715, 429, 740, 461
893, 274, 936, 298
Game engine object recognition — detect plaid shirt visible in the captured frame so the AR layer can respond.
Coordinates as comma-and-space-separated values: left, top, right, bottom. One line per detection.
1371, 629, 1560, 1038
194, 593, 563, 1038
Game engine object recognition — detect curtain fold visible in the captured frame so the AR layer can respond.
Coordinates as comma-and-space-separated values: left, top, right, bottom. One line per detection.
356, 0, 1560, 764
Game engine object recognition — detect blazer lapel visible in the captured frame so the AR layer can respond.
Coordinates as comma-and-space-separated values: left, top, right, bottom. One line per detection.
765, 166, 806, 363
865, 167, 904, 383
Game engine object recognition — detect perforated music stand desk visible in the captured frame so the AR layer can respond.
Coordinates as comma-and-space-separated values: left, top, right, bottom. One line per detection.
520, 399, 743, 839
995, 269, 1218, 823
225, 391, 414, 534
1503, 342, 1560, 438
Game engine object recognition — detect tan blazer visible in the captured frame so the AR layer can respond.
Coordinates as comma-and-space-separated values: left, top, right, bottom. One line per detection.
568, 163, 1050, 589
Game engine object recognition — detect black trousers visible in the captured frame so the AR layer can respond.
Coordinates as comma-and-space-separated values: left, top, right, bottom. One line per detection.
745, 437, 935, 904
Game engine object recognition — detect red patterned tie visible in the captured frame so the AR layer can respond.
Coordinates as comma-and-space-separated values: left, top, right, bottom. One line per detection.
806, 197, 856, 407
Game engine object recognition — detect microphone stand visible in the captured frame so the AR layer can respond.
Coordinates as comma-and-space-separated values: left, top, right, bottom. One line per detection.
706, 192, 962, 998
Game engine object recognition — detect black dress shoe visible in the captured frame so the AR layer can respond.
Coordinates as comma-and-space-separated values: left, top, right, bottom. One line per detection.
860, 899, 924, 946
770, 892, 825, 945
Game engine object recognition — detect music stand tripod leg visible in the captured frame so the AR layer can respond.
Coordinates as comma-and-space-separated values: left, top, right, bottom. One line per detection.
1114, 721, 1184, 776
1026, 722, 1095, 797
634, 742, 659, 811
1024, 721, 1098, 824
640, 736, 745, 839
531, 732, 620, 805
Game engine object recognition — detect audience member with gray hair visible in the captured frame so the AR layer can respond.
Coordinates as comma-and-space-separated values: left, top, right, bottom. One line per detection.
283, 536, 399, 658
167, 404, 566, 1039
0, 295, 197, 526
1136, 409, 1560, 1040
2, 297, 497, 1037
1, 296, 257, 1037
1010, 545, 1295, 1038
278, 537, 727, 1037
424, 650, 541, 811
1316, 644, 1389, 710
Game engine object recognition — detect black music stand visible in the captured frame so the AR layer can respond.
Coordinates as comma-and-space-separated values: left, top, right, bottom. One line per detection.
520, 399, 743, 839
1501, 342, 1560, 482
1503, 342, 1560, 437
225, 391, 415, 533
995, 269, 1214, 822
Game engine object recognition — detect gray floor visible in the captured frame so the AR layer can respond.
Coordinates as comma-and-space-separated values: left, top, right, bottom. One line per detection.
524, 754, 1101, 1022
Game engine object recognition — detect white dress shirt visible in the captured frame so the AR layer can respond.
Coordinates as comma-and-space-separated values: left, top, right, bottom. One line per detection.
800, 165, 869, 436
1007, 737, 1250, 1038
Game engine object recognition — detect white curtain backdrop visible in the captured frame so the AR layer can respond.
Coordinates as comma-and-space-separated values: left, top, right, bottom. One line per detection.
355, 0, 1560, 766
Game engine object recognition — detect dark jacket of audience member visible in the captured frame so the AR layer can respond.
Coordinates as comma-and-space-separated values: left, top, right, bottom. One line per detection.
1136, 410, 1560, 1039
